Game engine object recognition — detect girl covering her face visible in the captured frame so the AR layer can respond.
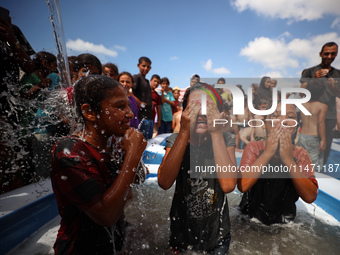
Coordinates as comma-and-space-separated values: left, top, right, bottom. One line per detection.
237, 103, 318, 226
158, 83, 237, 254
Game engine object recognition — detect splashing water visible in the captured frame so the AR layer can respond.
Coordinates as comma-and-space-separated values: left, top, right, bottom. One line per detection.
45, 0, 71, 89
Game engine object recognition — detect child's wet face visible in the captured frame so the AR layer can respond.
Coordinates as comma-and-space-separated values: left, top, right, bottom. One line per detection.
189, 90, 217, 135
150, 78, 160, 90
119, 75, 133, 92
103, 67, 118, 80
138, 61, 151, 76
97, 86, 133, 137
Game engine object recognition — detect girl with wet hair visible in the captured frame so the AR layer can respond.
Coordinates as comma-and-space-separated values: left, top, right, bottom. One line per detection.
158, 82, 237, 254
51, 75, 147, 254
238, 103, 318, 225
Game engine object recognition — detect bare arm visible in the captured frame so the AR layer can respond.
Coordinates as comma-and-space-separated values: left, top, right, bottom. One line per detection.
157, 131, 189, 190
207, 102, 237, 193
84, 128, 147, 226
20, 78, 51, 99
212, 132, 237, 193
233, 122, 240, 149
160, 91, 176, 107
279, 130, 318, 203
237, 124, 281, 192
156, 105, 161, 128
239, 127, 251, 145
250, 126, 255, 142
317, 103, 328, 151
158, 101, 199, 189
172, 113, 176, 130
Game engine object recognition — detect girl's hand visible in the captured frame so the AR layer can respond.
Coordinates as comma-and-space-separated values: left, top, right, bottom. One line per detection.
279, 128, 294, 165
207, 100, 223, 134
122, 128, 147, 157
264, 123, 281, 157
180, 100, 201, 134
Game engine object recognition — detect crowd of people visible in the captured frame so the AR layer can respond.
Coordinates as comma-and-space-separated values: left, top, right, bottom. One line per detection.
1, 7, 340, 254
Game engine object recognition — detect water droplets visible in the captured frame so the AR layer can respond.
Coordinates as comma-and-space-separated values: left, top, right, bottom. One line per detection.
141, 243, 150, 249
63, 148, 70, 155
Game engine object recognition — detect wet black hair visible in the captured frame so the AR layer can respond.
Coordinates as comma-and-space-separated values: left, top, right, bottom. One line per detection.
182, 82, 223, 112
138, 56, 151, 65
320, 42, 338, 53
307, 79, 326, 101
76, 53, 102, 74
74, 75, 123, 119
33, 51, 56, 70
68, 56, 78, 72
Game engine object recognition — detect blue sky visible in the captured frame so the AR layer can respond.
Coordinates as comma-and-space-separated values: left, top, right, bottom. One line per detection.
3, 0, 340, 89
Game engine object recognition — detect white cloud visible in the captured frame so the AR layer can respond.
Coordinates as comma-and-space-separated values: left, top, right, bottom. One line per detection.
66, 39, 118, 57
240, 32, 340, 72
114, 45, 126, 51
231, 0, 340, 22
240, 37, 299, 69
203, 59, 230, 75
170, 56, 178, 60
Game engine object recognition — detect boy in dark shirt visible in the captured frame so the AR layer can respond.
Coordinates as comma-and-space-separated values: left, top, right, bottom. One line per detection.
132, 57, 153, 140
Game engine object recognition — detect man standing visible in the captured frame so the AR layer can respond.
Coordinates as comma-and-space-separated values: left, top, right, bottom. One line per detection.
300, 42, 340, 164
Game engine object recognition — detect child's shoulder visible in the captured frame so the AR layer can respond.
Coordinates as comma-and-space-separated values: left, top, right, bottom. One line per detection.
304, 101, 327, 111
